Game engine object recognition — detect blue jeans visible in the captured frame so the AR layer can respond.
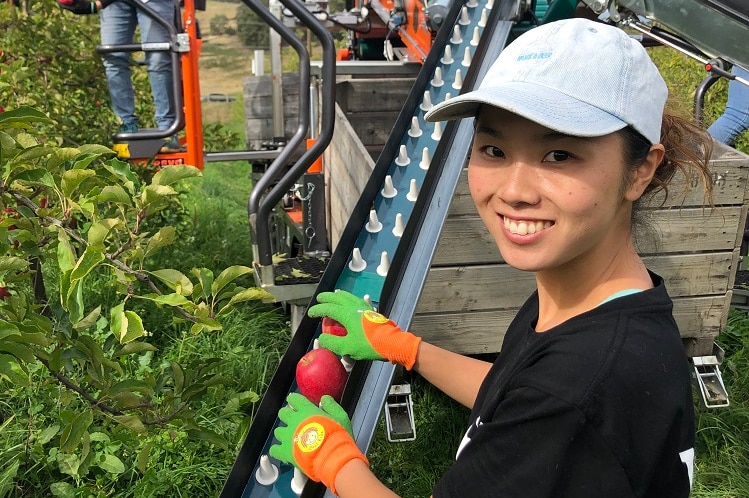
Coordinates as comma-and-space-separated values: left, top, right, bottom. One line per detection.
707, 66, 749, 146
100, 0, 176, 130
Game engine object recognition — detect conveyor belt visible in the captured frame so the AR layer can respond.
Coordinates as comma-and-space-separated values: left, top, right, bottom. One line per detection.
220, 0, 521, 496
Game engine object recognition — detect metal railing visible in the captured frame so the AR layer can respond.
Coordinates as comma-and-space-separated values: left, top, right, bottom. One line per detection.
246, 0, 336, 271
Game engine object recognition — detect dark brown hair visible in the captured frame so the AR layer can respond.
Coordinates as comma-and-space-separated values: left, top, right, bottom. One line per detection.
621, 113, 715, 238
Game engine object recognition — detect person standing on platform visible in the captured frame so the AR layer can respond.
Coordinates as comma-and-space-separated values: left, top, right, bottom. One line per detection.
58, 0, 180, 152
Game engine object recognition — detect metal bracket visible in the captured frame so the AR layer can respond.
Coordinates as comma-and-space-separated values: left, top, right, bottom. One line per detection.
692, 344, 730, 408
176, 33, 191, 52
384, 383, 416, 442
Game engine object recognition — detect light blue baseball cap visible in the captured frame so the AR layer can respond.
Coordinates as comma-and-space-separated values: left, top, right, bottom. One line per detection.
425, 18, 668, 144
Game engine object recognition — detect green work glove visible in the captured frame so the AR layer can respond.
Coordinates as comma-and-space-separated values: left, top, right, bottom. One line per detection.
270, 393, 368, 494
308, 290, 422, 370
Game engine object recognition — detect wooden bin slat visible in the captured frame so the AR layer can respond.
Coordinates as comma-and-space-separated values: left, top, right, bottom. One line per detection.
448, 157, 749, 218
325, 103, 376, 249
412, 295, 729, 355
433, 207, 744, 266
417, 252, 735, 314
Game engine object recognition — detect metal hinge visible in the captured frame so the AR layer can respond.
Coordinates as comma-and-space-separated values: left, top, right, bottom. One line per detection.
692, 344, 730, 408
176, 33, 191, 53
384, 383, 416, 442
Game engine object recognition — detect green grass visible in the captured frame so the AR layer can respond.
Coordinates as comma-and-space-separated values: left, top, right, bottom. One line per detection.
691, 310, 749, 497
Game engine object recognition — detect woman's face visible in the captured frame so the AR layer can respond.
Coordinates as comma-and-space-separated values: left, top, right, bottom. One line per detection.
468, 108, 637, 276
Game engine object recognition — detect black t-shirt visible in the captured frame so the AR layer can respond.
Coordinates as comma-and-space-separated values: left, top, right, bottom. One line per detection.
433, 272, 695, 498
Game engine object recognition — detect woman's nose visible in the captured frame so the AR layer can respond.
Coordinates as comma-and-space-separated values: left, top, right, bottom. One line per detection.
498, 161, 539, 207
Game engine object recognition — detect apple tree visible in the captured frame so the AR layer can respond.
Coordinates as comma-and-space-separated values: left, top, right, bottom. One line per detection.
0, 106, 271, 489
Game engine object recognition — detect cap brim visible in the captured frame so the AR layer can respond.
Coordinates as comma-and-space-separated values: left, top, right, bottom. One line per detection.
425, 81, 629, 138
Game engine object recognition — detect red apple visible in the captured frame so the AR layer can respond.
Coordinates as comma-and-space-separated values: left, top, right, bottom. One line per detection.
322, 316, 347, 337
295, 348, 348, 405
0, 287, 10, 300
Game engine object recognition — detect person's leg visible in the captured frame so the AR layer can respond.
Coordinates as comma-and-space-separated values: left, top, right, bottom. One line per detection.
138, 0, 177, 131
708, 66, 749, 146
100, 2, 139, 130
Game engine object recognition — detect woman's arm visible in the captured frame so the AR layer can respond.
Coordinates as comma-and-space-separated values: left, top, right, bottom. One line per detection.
335, 459, 430, 498
413, 342, 492, 409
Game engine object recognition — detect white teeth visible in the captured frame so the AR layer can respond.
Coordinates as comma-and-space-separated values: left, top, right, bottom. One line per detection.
504, 217, 550, 235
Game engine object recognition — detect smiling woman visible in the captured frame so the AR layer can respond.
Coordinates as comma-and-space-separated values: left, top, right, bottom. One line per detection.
265, 17, 719, 498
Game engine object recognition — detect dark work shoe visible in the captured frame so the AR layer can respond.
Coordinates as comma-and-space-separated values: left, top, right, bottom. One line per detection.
160, 136, 182, 153
118, 123, 138, 134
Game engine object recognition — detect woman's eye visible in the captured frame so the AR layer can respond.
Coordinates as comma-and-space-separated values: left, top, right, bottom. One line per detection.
543, 150, 571, 162
482, 145, 504, 158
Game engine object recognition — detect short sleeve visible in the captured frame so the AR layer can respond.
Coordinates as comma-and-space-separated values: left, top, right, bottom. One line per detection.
432, 386, 635, 498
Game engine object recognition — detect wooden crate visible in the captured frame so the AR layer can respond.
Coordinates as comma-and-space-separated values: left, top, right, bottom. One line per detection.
412, 142, 749, 357
335, 77, 417, 161
324, 103, 376, 249
243, 73, 301, 150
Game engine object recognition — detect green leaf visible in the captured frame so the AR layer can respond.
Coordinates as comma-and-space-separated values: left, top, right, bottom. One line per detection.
170, 361, 185, 395
47, 148, 84, 171
109, 379, 153, 396
218, 287, 274, 317
113, 342, 157, 357
70, 246, 104, 284
98, 453, 126, 475
0, 106, 54, 127
73, 306, 101, 331
138, 293, 192, 307
211, 265, 253, 297
71, 153, 100, 171
109, 303, 126, 339
0, 341, 35, 363
56, 452, 81, 478
186, 428, 228, 450
144, 226, 175, 257
56, 230, 76, 273
10, 145, 54, 166
88, 432, 109, 443
97, 185, 132, 205
191, 268, 214, 300
194, 316, 222, 332
102, 159, 140, 194
37, 425, 61, 446
148, 269, 193, 296
151, 164, 201, 186
61, 169, 96, 197
113, 415, 146, 434
0, 256, 29, 272
137, 441, 153, 473
0, 354, 29, 386
15, 133, 37, 148
50, 481, 76, 498
121, 311, 146, 344
87, 219, 120, 248
59, 410, 93, 453
141, 184, 177, 207
0, 320, 21, 341
0, 130, 15, 160
11, 167, 56, 187
78, 144, 115, 155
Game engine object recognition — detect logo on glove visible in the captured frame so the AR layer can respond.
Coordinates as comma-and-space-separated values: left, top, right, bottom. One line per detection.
363, 310, 389, 324
295, 422, 326, 452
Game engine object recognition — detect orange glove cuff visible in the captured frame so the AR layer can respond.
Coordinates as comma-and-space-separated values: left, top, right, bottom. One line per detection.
362, 318, 422, 370
291, 416, 369, 494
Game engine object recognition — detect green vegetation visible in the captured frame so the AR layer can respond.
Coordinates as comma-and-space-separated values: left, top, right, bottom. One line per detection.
1, 1, 749, 497
0, 107, 284, 496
